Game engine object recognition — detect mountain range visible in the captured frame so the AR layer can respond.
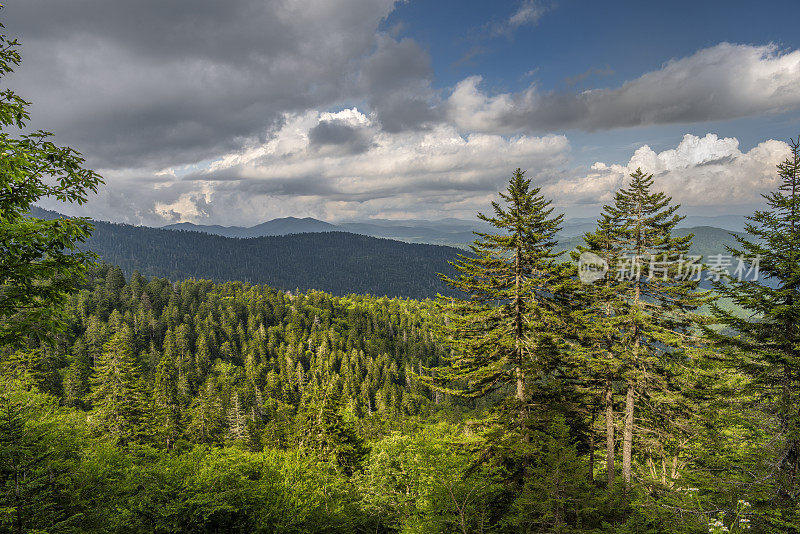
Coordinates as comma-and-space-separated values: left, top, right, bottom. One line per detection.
163, 217, 491, 247
31, 207, 751, 298
31, 207, 463, 298
162, 214, 749, 246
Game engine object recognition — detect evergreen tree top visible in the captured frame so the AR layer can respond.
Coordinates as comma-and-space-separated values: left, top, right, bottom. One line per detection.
710, 137, 800, 364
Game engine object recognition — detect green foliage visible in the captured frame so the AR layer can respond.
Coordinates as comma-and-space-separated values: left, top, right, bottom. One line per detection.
707, 137, 800, 524
577, 168, 708, 488
427, 169, 574, 403
0, 27, 103, 347
582, 167, 706, 375
503, 416, 594, 533
9, 263, 452, 452
0, 376, 88, 533
293, 393, 369, 476
89, 324, 148, 446
358, 424, 501, 533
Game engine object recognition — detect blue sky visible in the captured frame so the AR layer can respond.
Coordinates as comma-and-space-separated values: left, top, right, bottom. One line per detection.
6, 0, 800, 224
388, 0, 798, 89
386, 0, 800, 157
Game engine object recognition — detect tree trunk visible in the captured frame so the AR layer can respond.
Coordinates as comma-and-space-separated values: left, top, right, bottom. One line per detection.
622, 384, 635, 486
514, 244, 525, 402
589, 403, 597, 483
783, 363, 799, 497
622, 195, 643, 490
605, 381, 615, 488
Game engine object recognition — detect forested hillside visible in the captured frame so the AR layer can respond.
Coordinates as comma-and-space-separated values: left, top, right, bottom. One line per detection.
0, 264, 481, 532
31, 207, 461, 299
33, 206, 746, 300
164, 216, 338, 237
28, 264, 453, 440
163, 216, 489, 246
5, 7, 800, 533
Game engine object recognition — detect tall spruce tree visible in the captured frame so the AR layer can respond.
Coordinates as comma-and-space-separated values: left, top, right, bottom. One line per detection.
582, 168, 705, 487
89, 324, 146, 445
707, 137, 800, 509
152, 349, 182, 449
573, 212, 630, 489
423, 169, 573, 417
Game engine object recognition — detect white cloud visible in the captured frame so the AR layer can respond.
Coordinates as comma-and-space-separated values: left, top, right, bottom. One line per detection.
508, 1, 546, 28
146, 109, 571, 224
489, 0, 549, 37
546, 133, 791, 208
45, 131, 791, 225
447, 43, 800, 133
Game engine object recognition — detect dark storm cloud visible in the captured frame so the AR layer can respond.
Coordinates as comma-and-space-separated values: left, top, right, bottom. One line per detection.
358, 36, 441, 132
236, 177, 340, 197
308, 120, 373, 154
2, 0, 404, 169
308, 121, 362, 146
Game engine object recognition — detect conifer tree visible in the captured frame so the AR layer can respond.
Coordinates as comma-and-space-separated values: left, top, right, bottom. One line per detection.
0, 383, 80, 533
582, 168, 705, 487
424, 169, 571, 408
152, 350, 182, 449
62, 351, 89, 409
574, 211, 631, 488
707, 137, 800, 507
188, 378, 224, 445
294, 391, 368, 476
89, 324, 146, 445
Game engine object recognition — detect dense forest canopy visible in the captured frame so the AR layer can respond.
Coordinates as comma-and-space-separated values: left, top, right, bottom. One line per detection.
7, 154, 800, 531
29, 206, 462, 300
1, 12, 800, 533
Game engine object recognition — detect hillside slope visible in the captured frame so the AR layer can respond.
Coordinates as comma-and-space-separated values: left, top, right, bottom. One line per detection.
31, 207, 460, 299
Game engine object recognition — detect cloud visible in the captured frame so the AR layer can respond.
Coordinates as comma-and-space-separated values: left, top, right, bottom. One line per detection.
546, 133, 791, 208
357, 35, 440, 132
38, 129, 791, 226
3, 0, 426, 169
308, 110, 374, 155
508, 0, 547, 28
116, 108, 572, 225
446, 43, 800, 133
490, 1, 549, 36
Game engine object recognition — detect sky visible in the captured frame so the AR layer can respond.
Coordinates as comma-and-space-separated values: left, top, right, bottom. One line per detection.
5, 0, 800, 225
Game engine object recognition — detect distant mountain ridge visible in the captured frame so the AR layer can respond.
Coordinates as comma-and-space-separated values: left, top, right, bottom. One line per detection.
163, 216, 489, 247
162, 213, 749, 249
29, 206, 751, 298
163, 217, 338, 238
554, 225, 750, 261
29, 207, 460, 299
